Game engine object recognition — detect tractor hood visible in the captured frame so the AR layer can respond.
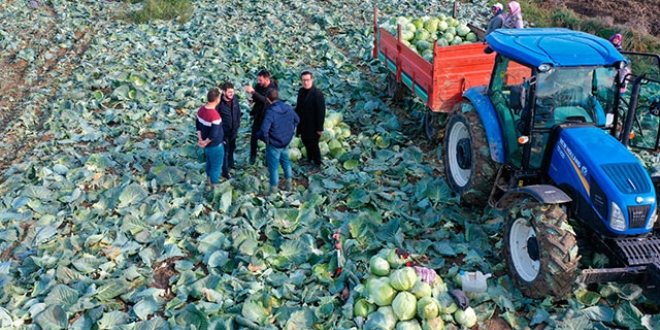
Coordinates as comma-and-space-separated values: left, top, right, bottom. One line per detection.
548, 127, 657, 235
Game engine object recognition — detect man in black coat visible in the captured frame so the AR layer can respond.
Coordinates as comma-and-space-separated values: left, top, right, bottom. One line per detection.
243, 70, 278, 165
295, 71, 326, 170
216, 82, 241, 179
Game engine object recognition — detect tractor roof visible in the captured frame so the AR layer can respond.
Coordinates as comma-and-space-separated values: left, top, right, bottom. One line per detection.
486, 28, 626, 68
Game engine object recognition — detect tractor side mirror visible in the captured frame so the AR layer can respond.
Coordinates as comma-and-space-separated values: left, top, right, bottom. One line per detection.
650, 99, 660, 116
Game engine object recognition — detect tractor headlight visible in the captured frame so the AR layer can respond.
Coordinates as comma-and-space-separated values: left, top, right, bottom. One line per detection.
646, 211, 658, 230
610, 202, 626, 231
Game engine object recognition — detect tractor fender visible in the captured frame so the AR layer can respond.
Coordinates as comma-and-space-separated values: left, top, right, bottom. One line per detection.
496, 184, 573, 210
463, 86, 505, 163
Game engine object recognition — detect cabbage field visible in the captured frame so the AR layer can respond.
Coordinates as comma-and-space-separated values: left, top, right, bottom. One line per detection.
0, 0, 659, 329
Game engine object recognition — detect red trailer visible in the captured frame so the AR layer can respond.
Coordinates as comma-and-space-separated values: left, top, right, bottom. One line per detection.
372, 8, 526, 140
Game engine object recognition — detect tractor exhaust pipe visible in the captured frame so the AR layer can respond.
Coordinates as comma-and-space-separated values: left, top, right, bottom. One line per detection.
621, 74, 646, 146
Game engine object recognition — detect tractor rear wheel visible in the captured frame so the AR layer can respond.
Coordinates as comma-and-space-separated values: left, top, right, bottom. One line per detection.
423, 109, 446, 144
443, 104, 497, 206
504, 202, 579, 299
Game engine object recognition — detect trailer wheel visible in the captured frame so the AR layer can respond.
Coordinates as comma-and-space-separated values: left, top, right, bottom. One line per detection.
504, 202, 579, 299
443, 104, 497, 206
386, 73, 405, 101
424, 109, 446, 143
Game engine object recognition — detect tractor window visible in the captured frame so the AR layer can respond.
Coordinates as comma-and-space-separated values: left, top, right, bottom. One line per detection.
533, 67, 617, 128
628, 78, 660, 150
620, 53, 660, 150
490, 55, 532, 168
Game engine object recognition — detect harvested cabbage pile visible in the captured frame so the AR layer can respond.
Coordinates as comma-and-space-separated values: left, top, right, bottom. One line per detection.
354, 248, 478, 329
380, 15, 479, 61
289, 110, 351, 162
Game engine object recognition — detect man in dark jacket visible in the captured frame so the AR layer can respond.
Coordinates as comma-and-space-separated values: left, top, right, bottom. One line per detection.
295, 71, 326, 170
216, 82, 241, 179
243, 70, 278, 165
257, 89, 300, 194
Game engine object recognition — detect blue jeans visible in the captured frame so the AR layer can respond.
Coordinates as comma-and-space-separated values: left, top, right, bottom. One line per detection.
265, 144, 292, 187
204, 144, 224, 184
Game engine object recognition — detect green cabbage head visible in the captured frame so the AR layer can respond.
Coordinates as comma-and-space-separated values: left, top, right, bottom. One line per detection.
421, 317, 445, 330
454, 306, 477, 328
364, 310, 394, 330
370, 256, 391, 276
355, 298, 376, 317
409, 280, 432, 299
371, 282, 397, 306
416, 296, 439, 319
396, 319, 422, 330
389, 267, 417, 291
392, 291, 417, 321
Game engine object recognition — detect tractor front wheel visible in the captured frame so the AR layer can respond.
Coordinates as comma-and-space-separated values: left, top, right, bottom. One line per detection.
504, 202, 579, 299
443, 104, 497, 206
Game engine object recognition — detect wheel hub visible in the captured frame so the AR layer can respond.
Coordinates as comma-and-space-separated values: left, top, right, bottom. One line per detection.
456, 138, 472, 169
527, 236, 539, 261
447, 120, 472, 188
509, 217, 541, 282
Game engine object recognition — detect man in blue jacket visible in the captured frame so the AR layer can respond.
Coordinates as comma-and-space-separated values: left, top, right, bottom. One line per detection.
216, 82, 241, 179
257, 89, 300, 194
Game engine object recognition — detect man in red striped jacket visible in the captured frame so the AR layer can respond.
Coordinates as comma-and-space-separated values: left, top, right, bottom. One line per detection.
196, 88, 225, 187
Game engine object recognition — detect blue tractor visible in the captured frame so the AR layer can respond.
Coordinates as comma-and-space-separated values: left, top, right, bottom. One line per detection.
442, 28, 660, 298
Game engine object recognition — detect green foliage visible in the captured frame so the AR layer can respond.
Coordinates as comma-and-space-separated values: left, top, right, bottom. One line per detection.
125, 0, 193, 24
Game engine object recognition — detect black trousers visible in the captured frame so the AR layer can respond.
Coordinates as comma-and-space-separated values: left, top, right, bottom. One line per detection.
302, 136, 322, 166
222, 135, 236, 176
250, 121, 261, 162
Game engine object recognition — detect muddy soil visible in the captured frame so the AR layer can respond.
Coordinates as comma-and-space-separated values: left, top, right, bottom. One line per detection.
560, 0, 660, 36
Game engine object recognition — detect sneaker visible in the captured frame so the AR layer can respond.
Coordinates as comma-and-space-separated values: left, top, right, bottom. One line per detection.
268, 185, 278, 194
284, 179, 293, 191
299, 159, 310, 166
222, 173, 231, 180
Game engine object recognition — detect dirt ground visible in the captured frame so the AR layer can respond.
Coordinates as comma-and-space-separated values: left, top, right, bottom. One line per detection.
559, 0, 660, 36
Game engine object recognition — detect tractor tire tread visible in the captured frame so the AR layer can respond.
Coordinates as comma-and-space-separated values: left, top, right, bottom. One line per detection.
461, 110, 497, 206
505, 203, 579, 299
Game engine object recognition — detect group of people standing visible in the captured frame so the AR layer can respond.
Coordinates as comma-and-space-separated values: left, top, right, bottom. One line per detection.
485, 1, 524, 36
195, 70, 326, 194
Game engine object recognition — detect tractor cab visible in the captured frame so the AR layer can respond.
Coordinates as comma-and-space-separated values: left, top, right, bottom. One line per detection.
486, 29, 628, 173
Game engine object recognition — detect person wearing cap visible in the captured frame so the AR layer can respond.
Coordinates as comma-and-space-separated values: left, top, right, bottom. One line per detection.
485, 3, 505, 36
609, 33, 623, 51
503, 1, 524, 29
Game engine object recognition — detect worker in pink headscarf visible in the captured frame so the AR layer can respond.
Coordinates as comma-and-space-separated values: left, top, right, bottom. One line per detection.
503, 1, 524, 29
609, 33, 623, 51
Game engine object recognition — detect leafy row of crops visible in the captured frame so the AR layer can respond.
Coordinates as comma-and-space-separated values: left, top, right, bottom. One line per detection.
0, 0, 659, 329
